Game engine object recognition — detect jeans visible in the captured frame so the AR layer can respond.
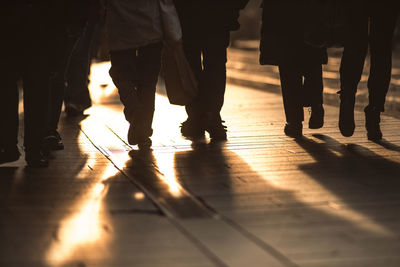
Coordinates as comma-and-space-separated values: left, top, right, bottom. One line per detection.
109, 42, 162, 138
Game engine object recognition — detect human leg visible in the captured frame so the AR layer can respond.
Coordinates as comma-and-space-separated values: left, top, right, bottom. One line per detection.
339, 4, 369, 137
278, 64, 304, 138
364, 4, 399, 140
201, 31, 230, 140
303, 64, 324, 129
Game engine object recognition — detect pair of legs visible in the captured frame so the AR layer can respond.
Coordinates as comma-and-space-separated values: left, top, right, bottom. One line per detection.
109, 42, 162, 149
64, 16, 98, 116
0, 6, 50, 167
278, 61, 324, 137
180, 31, 230, 140
339, 3, 399, 139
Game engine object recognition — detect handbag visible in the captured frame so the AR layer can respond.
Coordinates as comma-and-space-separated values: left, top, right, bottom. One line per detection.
159, 0, 198, 105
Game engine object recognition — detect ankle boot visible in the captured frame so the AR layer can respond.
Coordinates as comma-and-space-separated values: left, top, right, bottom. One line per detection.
309, 104, 324, 129
364, 106, 382, 140
339, 91, 356, 137
284, 122, 303, 138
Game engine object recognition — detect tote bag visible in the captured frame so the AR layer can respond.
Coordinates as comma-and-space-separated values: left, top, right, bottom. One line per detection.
159, 0, 198, 105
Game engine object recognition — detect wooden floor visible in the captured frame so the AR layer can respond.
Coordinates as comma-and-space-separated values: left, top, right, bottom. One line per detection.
1, 60, 400, 267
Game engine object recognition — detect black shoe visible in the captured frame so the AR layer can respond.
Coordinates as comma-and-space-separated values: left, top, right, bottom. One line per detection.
43, 130, 64, 151
180, 118, 205, 139
309, 104, 324, 129
127, 124, 152, 150
65, 103, 84, 117
339, 92, 355, 137
203, 113, 227, 141
0, 146, 20, 164
138, 138, 152, 150
364, 106, 382, 141
25, 150, 49, 168
284, 122, 303, 138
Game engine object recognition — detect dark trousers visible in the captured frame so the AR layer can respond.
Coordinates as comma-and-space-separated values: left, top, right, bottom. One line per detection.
0, 6, 50, 152
182, 31, 230, 120
109, 42, 162, 138
279, 63, 323, 123
340, 2, 399, 111
47, 34, 79, 132
64, 17, 98, 110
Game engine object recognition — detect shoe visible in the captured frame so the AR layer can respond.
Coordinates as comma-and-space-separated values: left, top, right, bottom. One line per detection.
43, 130, 64, 151
180, 118, 205, 139
309, 104, 324, 129
0, 146, 20, 164
339, 91, 356, 137
127, 124, 152, 150
284, 122, 303, 138
65, 103, 84, 117
206, 120, 227, 141
364, 105, 382, 141
138, 138, 152, 150
203, 113, 227, 141
25, 150, 49, 168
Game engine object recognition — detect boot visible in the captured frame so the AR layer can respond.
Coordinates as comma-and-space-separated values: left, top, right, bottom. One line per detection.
309, 104, 324, 129
364, 105, 382, 141
284, 122, 303, 138
339, 91, 356, 137
180, 116, 205, 139
203, 112, 227, 141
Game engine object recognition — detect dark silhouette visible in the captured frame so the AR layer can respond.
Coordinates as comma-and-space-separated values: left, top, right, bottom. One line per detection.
44, 1, 97, 153
106, 0, 163, 150
0, 2, 55, 167
260, 1, 327, 138
339, 2, 400, 139
174, 0, 249, 141
64, 4, 101, 117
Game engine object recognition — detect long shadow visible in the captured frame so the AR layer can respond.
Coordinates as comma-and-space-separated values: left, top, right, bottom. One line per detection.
373, 139, 400, 153
296, 134, 400, 235
173, 141, 400, 264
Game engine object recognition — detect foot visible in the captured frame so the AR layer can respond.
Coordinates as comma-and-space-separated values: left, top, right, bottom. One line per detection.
25, 150, 49, 168
339, 92, 355, 137
43, 130, 64, 151
204, 113, 227, 141
309, 104, 324, 129
364, 106, 382, 141
138, 138, 152, 150
180, 118, 205, 139
0, 146, 20, 164
65, 103, 84, 117
284, 122, 303, 138
127, 124, 152, 150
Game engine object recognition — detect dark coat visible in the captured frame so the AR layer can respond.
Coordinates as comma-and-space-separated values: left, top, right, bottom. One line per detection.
259, 0, 327, 66
174, 0, 249, 37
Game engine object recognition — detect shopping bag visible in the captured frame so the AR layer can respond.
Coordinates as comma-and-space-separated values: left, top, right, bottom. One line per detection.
159, 0, 198, 105
161, 41, 198, 105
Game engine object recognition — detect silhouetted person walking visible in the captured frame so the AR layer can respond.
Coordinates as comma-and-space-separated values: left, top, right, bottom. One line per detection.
44, 1, 93, 152
339, 1, 400, 140
174, 0, 249, 141
64, 1, 101, 117
0, 2, 59, 167
260, 0, 327, 138
106, 0, 163, 150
